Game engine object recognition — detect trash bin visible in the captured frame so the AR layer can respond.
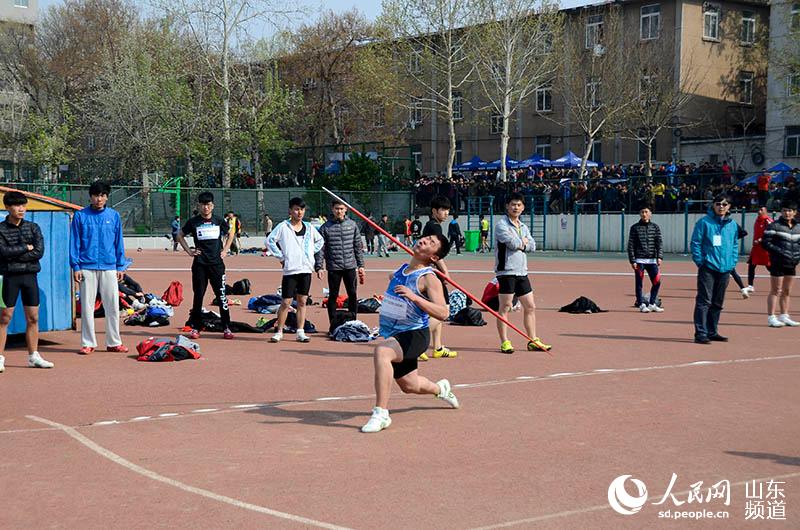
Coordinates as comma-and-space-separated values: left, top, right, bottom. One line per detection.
464, 230, 480, 251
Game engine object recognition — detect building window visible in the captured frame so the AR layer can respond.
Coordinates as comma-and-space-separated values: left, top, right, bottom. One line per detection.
741, 11, 755, 45
409, 50, 421, 74
452, 92, 463, 121
585, 79, 601, 108
87, 136, 96, 151
786, 127, 800, 157
301, 78, 316, 90
639, 74, 656, 104
409, 98, 423, 127
535, 135, 551, 159
703, 4, 720, 41
585, 14, 603, 49
590, 140, 602, 163
792, 3, 800, 30
739, 71, 754, 104
490, 114, 504, 135
789, 73, 800, 97
535, 84, 552, 112
411, 145, 423, 168
373, 106, 385, 128
640, 4, 661, 40
455, 140, 463, 166
14, 0, 29, 7
540, 30, 553, 55
638, 137, 656, 161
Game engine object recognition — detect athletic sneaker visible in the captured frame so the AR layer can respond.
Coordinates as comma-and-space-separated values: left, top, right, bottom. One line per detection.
746, 286, 755, 294
270, 331, 283, 343
436, 379, 460, 409
639, 303, 651, 313
740, 288, 751, 299
779, 314, 800, 327
432, 346, 457, 358
648, 304, 664, 313
500, 340, 514, 354
0, 354, 4, 373
768, 315, 786, 327
107, 344, 129, 353
418, 353, 429, 362
361, 407, 391, 433
28, 351, 54, 369
223, 328, 234, 340
78, 346, 95, 355
296, 330, 311, 343
189, 329, 201, 340
527, 337, 552, 352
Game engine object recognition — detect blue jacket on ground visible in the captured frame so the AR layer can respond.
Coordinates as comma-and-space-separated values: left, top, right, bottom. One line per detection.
690, 210, 739, 273
69, 205, 129, 271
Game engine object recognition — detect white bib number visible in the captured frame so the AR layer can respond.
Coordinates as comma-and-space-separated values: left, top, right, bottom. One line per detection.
712, 234, 722, 247
381, 296, 408, 320
196, 223, 221, 241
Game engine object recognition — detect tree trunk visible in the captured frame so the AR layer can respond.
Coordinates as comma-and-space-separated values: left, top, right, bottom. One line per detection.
327, 88, 340, 145
579, 140, 593, 182
499, 91, 512, 182
141, 159, 152, 233
253, 139, 264, 223
446, 88, 456, 181
645, 140, 653, 177
185, 147, 194, 183
222, 25, 232, 198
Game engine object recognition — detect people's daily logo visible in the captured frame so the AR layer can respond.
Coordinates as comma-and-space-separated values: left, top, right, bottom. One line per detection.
608, 475, 648, 515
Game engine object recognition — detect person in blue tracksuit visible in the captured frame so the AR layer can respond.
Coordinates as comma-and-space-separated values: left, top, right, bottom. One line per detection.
690, 194, 740, 344
361, 234, 460, 433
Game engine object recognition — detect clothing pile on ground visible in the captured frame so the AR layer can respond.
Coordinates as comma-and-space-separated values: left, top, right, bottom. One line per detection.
330, 320, 378, 342
136, 335, 201, 362
124, 296, 175, 327
183, 309, 272, 333
559, 297, 608, 314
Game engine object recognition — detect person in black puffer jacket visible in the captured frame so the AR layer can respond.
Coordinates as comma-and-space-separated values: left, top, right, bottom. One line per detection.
761, 200, 800, 327
0, 190, 54, 371
627, 206, 664, 313
319, 199, 365, 332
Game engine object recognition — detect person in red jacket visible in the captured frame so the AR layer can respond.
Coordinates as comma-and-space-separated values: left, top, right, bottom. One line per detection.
744, 206, 773, 294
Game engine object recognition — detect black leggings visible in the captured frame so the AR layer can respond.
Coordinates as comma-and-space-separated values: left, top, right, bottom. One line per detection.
327, 269, 358, 324
732, 263, 759, 289
190, 261, 230, 329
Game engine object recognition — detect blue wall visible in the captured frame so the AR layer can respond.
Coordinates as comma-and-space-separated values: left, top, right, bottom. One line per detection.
4, 211, 73, 333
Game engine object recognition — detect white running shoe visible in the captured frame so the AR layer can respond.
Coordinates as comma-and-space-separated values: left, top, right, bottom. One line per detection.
436, 379, 460, 409
0, 354, 4, 373
639, 303, 651, 313
779, 314, 800, 327
361, 407, 391, 433
746, 285, 755, 294
740, 288, 750, 299
270, 331, 283, 343
648, 304, 664, 313
28, 351, 54, 369
768, 315, 786, 328
296, 330, 310, 342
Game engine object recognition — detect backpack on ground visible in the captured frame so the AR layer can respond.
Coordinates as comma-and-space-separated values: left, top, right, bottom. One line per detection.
329, 310, 356, 335
451, 307, 486, 326
162, 281, 183, 307
357, 297, 381, 313
229, 279, 251, 295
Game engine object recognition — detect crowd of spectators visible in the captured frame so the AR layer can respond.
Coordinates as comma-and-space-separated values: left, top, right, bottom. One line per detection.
414, 161, 800, 214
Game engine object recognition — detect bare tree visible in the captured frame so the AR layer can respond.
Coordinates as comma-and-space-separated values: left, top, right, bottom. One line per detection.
553, 5, 635, 179
380, 0, 477, 179
469, 0, 562, 181
154, 0, 296, 189
620, 33, 701, 176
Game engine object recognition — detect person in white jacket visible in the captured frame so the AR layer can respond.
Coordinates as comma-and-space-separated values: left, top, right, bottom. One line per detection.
266, 197, 324, 343
494, 192, 552, 354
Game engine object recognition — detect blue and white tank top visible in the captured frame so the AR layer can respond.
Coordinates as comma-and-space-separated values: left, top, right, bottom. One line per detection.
379, 264, 435, 338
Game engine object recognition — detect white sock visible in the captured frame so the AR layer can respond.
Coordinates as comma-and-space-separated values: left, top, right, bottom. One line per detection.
374, 406, 388, 416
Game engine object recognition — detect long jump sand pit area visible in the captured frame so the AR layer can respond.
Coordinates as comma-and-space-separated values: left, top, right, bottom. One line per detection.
1, 249, 798, 529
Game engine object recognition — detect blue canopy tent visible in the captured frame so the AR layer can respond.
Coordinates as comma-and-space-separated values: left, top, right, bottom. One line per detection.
517, 154, 552, 168
485, 156, 520, 170
551, 151, 598, 168
737, 163, 794, 186
453, 155, 486, 172
324, 160, 342, 174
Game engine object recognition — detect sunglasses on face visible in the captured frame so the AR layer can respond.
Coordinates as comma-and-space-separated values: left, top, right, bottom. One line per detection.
714, 202, 730, 207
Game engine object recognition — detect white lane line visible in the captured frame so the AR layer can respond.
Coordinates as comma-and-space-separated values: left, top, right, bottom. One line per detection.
468, 471, 800, 529
128, 267, 712, 277
94, 420, 119, 426
26, 415, 353, 530
6, 354, 799, 435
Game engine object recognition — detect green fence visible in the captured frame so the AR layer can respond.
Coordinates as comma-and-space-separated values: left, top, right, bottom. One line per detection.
3, 182, 414, 236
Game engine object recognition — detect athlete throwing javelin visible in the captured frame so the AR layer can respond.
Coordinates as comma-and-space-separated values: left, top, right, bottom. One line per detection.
361, 234, 460, 433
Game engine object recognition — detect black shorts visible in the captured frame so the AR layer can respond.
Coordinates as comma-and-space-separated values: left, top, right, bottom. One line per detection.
480, 230, 489, 238
390, 328, 430, 379
2, 273, 39, 308
497, 275, 533, 297
769, 265, 797, 277
282, 273, 312, 298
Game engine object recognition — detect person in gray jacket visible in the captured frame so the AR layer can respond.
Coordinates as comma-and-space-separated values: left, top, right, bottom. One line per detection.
319, 199, 365, 333
494, 192, 551, 354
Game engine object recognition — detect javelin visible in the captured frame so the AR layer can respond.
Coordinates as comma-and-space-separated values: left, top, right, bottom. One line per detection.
321, 187, 552, 354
